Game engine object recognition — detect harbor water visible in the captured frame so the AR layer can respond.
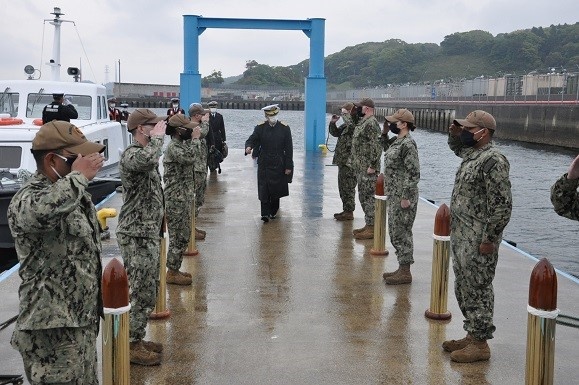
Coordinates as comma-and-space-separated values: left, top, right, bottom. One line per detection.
151, 108, 578, 277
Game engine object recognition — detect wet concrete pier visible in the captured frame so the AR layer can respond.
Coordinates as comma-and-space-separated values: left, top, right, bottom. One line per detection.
1, 150, 578, 384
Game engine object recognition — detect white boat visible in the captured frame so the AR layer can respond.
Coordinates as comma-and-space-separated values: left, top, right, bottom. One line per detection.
0, 7, 130, 250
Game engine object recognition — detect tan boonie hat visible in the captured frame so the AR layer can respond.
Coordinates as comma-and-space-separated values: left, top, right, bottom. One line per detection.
32, 121, 105, 154
127, 108, 164, 131
358, 98, 375, 108
168, 114, 199, 130
454, 110, 496, 130
261, 104, 280, 116
386, 108, 415, 124
188, 103, 208, 116
341, 102, 354, 111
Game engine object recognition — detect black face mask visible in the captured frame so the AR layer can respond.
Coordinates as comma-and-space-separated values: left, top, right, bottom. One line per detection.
389, 122, 400, 134
460, 128, 484, 147
356, 106, 365, 118
180, 128, 192, 140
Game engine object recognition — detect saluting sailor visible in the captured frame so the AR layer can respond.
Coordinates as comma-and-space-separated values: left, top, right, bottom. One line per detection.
245, 104, 294, 223
41, 92, 78, 123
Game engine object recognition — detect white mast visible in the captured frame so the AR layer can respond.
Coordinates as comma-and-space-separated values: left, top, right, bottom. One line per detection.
45, 7, 73, 81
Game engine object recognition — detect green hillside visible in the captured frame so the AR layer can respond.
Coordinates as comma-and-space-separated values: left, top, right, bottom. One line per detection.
225, 23, 579, 88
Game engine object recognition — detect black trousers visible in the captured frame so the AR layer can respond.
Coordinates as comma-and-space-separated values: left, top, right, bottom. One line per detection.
260, 197, 280, 217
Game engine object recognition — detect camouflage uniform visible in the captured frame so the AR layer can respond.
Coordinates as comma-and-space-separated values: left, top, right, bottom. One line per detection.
117, 135, 164, 343
383, 134, 420, 265
329, 113, 356, 212
193, 121, 209, 216
8, 171, 102, 385
550, 173, 579, 221
351, 115, 382, 225
164, 137, 196, 271
448, 135, 512, 340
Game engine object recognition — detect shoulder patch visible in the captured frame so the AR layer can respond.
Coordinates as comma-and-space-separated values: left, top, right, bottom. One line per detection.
482, 157, 497, 173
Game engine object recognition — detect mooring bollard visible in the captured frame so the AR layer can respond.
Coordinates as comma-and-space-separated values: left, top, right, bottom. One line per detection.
102, 258, 130, 385
150, 218, 170, 319
425, 204, 451, 320
370, 173, 389, 256
525, 258, 558, 385
184, 195, 198, 256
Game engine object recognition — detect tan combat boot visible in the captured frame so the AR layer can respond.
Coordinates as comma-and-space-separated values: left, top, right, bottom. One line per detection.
384, 264, 412, 285
195, 229, 206, 240
335, 211, 354, 221
166, 269, 192, 286
450, 338, 491, 363
442, 333, 472, 352
353, 225, 367, 234
130, 341, 161, 366
382, 267, 399, 279
333, 211, 344, 219
142, 340, 163, 353
353, 225, 374, 239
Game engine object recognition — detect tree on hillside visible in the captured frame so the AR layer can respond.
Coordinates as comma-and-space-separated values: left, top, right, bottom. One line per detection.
202, 70, 224, 86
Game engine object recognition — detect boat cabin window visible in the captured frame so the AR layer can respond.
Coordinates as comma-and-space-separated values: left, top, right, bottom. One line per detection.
26, 94, 93, 120
0, 146, 22, 168
0, 92, 19, 117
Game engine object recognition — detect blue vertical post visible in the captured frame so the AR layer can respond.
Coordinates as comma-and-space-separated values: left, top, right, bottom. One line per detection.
181, 15, 202, 111
304, 18, 326, 152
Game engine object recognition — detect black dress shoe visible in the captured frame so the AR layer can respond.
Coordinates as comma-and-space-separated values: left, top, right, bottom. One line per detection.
268, 214, 276, 220
261, 216, 269, 223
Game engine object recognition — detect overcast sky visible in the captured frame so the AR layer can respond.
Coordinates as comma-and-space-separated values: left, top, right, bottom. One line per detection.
1, 0, 577, 85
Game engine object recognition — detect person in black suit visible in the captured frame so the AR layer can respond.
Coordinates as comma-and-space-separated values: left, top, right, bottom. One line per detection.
206, 100, 227, 173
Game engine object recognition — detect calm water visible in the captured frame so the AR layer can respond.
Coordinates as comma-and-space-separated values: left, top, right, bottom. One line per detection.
152, 108, 579, 277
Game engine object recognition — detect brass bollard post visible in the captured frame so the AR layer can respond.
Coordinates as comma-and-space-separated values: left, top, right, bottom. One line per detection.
150, 218, 171, 319
525, 258, 558, 385
425, 204, 452, 320
370, 173, 389, 256
102, 258, 130, 385
184, 194, 198, 256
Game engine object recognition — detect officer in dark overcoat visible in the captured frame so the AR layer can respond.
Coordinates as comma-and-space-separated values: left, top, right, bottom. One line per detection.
245, 104, 293, 222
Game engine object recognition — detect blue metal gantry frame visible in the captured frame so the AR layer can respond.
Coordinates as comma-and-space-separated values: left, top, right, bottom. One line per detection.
180, 16, 326, 151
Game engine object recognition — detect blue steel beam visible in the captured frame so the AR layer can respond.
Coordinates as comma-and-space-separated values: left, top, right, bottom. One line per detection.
180, 15, 326, 152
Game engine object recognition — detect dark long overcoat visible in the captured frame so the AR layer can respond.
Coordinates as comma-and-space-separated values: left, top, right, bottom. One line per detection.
245, 120, 294, 201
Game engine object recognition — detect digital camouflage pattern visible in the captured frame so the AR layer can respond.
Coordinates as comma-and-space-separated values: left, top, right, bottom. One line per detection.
117, 234, 160, 342
550, 174, 579, 221
116, 136, 164, 238
329, 113, 355, 167
193, 121, 209, 215
351, 115, 382, 225
329, 113, 356, 212
8, 171, 102, 384
351, 115, 382, 172
383, 134, 420, 265
117, 135, 164, 342
164, 137, 196, 270
12, 325, 98, 385
448, 135, 512, 340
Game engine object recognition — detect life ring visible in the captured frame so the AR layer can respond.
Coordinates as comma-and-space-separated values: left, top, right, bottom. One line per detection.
33, 118, 43, 126
0, 117, 24, 126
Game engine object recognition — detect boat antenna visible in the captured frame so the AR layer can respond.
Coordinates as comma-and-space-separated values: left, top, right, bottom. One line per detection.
45, 7, 74, 81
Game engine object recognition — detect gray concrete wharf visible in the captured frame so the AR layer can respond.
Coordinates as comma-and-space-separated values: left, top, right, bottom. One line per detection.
1, 150, 578, 384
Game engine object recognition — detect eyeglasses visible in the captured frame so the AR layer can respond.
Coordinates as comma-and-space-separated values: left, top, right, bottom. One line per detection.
52, 152, 78, 166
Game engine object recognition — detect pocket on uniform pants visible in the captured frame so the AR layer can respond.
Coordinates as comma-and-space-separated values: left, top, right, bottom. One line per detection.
30, 341, 81, 383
